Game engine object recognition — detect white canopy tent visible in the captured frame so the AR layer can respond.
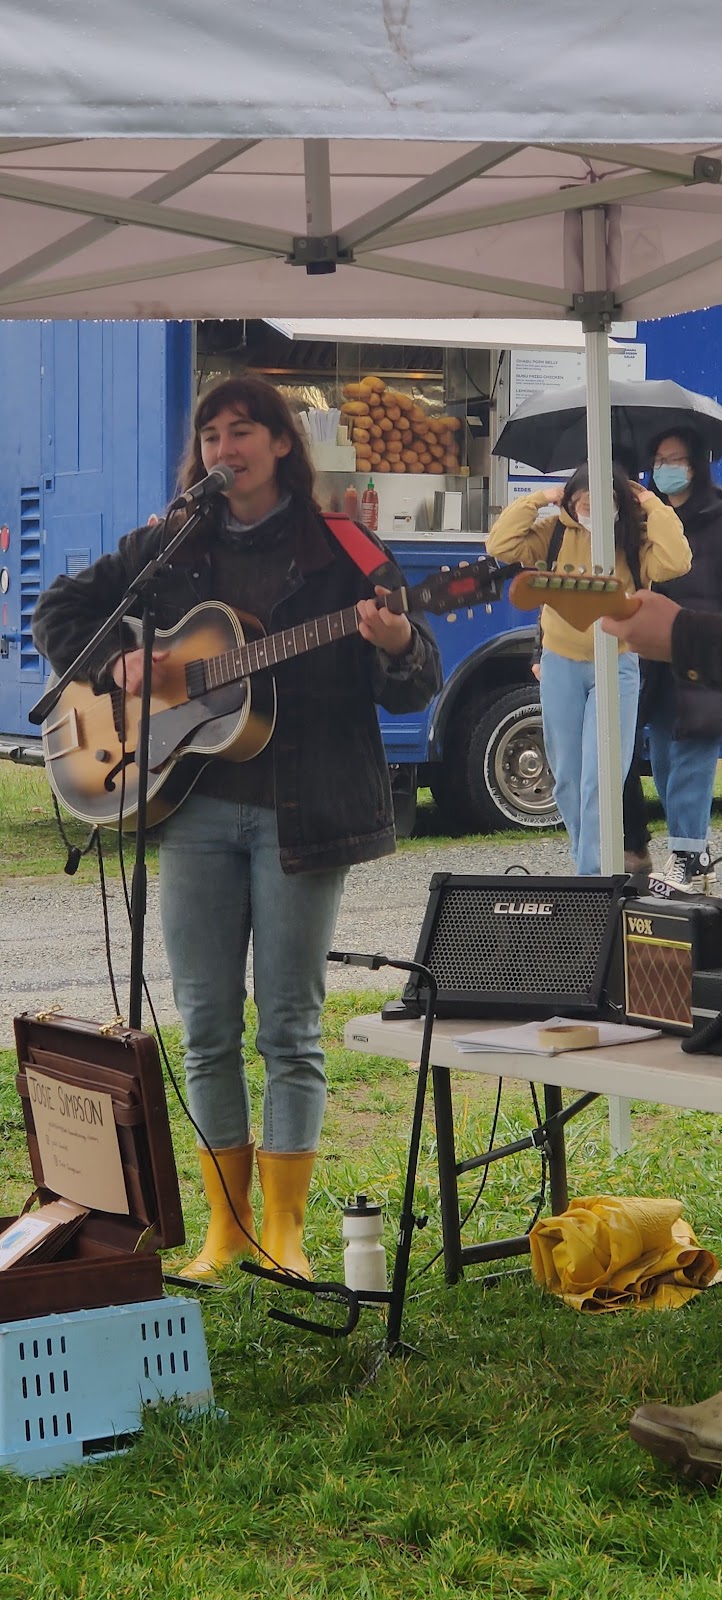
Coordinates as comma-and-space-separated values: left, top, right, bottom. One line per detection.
1, 0, 721, 974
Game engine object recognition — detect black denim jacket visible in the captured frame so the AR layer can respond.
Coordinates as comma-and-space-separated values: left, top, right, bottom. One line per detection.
32, 501, 442, 873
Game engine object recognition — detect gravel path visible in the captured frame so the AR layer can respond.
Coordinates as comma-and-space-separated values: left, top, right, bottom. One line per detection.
2, 829, 720, 1048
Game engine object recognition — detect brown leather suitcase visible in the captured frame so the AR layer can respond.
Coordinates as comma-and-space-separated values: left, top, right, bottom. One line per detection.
1, 1012, 185, 1322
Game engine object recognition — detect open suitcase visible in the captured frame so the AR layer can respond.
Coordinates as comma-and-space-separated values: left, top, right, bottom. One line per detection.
3, 1012, 185, 1322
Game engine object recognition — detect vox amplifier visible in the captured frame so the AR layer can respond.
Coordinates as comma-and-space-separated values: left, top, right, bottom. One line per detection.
622, 895, 722, 1034
383, 873, 627, 1021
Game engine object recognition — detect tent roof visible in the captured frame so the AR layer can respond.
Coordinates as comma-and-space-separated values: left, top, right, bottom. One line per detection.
4, 1, 721, 143
0, 2, 721, 323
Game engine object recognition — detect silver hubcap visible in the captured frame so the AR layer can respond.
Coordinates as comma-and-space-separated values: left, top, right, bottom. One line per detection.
492, 716, 556, 818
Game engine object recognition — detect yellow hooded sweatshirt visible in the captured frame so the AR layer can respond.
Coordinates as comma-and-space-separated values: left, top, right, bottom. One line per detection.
486, 489, 691, 663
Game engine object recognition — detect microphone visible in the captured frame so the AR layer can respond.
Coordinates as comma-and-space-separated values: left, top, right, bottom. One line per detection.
171, 463, 235, 508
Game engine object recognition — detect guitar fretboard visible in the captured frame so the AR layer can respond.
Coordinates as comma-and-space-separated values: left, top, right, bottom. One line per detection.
185, 602, 369, 698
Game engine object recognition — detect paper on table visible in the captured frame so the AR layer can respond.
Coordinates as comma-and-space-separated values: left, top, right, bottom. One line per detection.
453, 1016, 662, 1056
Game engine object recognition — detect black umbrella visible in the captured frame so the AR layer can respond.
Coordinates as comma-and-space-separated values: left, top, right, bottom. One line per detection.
492, 378, 722, 475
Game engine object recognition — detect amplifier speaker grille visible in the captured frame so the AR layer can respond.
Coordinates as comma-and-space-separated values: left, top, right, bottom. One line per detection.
389, 874, 626, 1020
625, 941, 693, 1028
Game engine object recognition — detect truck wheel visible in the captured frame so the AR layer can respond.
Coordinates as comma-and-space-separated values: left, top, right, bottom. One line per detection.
430, 686, 560, 833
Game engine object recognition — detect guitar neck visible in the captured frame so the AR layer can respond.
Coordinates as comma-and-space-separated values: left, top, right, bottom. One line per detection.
187, 600, 381, 697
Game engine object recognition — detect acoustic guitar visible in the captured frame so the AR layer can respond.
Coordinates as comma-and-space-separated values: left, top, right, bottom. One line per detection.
509, 565, 642, 632
42, 555, 517, 828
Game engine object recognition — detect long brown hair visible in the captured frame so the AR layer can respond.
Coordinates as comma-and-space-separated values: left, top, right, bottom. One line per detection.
177, 376, 317, 507
562, 463, 645, 580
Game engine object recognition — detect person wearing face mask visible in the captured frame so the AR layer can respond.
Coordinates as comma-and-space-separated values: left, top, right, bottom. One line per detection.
486, 465, 690, 874
640, 430, 722, 892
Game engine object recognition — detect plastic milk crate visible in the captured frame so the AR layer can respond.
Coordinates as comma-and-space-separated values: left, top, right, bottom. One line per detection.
0, 1297, 214, 1476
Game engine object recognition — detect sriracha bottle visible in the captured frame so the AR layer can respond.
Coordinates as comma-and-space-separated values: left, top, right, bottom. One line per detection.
361, 478, 379, 533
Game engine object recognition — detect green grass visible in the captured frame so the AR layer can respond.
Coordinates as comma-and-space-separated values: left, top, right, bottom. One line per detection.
2, 995, 722, 1596
5, 761, 722, 877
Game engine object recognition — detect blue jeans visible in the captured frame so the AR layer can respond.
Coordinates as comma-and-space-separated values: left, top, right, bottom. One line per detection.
648, 700, 719, 853
540, 649, 640, 875
158, 794, 347, 1152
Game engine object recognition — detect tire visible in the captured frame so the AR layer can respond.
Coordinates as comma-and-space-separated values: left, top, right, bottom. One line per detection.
390, 763, 417, 840
430, 685, 561, 833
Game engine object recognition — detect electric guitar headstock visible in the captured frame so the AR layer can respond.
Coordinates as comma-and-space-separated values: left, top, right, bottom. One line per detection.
509, 564, 641, 632
389, 557, 522, 620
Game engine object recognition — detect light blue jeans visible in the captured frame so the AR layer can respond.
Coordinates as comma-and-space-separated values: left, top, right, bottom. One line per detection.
648, 699, 720, 853
540, 649, 640, 875
158, 794, 347, 1152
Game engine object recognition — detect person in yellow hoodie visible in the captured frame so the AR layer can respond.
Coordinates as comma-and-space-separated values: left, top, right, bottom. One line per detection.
486, 465, 690, 874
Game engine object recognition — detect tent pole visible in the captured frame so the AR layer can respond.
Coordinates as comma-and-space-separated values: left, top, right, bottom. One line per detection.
580, 208, 631, 1155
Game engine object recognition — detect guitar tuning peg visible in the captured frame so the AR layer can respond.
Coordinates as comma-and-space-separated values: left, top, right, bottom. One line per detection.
447, 612, 457, 623
563, 564, 575, 574
485, 603, 492, 615
440, 564, 450, 572
593, 565, 603, 575
458, 559, 469, 568
535, 560, 546, 571
578, 566, 586, 575
467, 609, 475, 620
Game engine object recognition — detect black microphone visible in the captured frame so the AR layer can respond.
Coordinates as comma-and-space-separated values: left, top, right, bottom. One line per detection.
171, 463, 235, 508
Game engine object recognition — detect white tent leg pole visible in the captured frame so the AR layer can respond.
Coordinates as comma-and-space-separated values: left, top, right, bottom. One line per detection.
586, 326, 632, 1155
586, 328, 625, 877
583, 209, 631, 1155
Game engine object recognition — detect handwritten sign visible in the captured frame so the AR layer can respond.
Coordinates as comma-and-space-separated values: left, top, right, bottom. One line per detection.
25, 1068, 130, 1215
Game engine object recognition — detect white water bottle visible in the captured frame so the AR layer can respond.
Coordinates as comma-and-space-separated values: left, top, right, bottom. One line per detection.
343, 1194, 387, 1293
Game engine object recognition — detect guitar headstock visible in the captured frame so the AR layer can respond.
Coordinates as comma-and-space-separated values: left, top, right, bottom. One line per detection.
402, 557, 521, 619
509, 566, 641, 632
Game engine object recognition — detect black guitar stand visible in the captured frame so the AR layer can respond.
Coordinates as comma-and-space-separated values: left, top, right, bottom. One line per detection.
325, 952, 439, 1358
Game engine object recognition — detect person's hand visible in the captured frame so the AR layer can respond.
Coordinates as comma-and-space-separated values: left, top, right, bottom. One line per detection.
111, 647, 172, 695
357, 587, 413, 657
542, 484, 564, 504
531, 661, 541, 682
601, 588, 681, 660
630, 482, 656, 507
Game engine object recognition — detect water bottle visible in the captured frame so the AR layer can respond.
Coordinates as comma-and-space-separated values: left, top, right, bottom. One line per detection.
342, 1194, 387, 1293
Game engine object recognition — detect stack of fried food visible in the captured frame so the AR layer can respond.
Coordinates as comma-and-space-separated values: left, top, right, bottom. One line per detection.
340, 375, 462, 475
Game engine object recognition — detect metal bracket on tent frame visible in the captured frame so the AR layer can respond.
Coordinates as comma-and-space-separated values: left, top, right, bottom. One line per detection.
692, 155, 722, 185
572, 289, 618, 332
287, 235, 354, 275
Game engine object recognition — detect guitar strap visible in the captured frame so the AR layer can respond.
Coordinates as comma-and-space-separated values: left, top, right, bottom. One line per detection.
323, 513, 397, 585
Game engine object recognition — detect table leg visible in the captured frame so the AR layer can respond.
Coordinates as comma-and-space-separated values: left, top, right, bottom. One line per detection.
543, 1084, 569, 1215
431, 1064, 464, 1285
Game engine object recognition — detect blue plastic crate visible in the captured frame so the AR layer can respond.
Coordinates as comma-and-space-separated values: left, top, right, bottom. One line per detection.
0, 1296, 214, 1476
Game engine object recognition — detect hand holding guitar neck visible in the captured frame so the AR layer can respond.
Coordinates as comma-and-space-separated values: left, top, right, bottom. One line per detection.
509, 564, 642, 633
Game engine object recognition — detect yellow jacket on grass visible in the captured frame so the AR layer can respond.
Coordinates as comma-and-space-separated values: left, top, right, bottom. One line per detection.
486, 489, 691, 662
529, 1195, 719, 1312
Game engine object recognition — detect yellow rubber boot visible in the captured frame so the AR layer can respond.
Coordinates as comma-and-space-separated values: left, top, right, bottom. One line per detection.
179, 1142, 258, 1282
256, 1149, 316, 1280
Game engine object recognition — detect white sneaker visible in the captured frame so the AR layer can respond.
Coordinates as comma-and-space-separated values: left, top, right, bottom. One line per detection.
658, 849, 717, 895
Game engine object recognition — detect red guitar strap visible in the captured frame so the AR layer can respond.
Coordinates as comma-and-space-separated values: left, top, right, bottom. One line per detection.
323, 513, 392, 582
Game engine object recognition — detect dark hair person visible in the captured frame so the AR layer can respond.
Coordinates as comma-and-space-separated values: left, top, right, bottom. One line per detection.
32, 375, 441, 1281
486, 461, 690, 875
641, 428, 722, 891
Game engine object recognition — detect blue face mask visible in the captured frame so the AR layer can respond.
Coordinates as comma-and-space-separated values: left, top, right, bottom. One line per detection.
653, 463, 690, 496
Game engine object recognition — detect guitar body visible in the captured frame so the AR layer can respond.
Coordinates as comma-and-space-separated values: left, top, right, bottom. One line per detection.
42, 602, 277, 828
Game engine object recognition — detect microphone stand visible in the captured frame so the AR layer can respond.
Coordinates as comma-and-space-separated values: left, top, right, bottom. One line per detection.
29, 501, 212, 1029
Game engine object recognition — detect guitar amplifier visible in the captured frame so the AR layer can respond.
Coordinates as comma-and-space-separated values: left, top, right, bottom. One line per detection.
622, 894, 722, 1034
383, 873, 627, 1021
